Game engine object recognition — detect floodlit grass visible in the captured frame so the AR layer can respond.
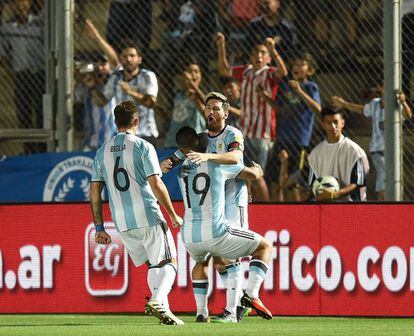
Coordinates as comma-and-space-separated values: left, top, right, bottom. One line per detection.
0, 314, 413, 336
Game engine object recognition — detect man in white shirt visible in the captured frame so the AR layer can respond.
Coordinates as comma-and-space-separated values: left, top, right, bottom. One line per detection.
307, 108, 369, 202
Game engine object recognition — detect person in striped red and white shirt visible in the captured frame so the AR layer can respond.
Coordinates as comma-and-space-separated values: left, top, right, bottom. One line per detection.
217, 32, 288, 169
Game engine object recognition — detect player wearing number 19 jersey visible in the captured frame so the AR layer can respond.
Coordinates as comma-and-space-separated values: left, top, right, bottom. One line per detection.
90, 101, 183, 325
176, 126, 273, 322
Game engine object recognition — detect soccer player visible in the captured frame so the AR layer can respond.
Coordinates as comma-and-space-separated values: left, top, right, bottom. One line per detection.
89, 101, 184, 325
307, 107, 369, 202
176, 126, 273, 323
161, 92, 253, 322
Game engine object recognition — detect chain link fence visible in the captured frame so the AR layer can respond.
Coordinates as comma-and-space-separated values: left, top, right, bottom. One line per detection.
0, 0, 45, 154
1, 0, 414, 201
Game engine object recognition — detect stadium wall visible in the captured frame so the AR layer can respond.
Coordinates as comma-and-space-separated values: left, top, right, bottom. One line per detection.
0, 202, 413, 316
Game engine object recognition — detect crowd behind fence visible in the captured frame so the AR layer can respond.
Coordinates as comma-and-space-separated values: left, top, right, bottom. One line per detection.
1, 0, 414, 201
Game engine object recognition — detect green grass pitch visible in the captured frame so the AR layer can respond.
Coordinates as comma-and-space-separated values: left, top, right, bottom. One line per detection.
1, 314, 413, 336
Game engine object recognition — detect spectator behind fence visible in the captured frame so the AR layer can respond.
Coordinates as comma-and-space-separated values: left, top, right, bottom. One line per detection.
307, 108, 369, 202
105, 0, 152, 53
217, 32, 287, 170
0, 0, 45, 153
330, 86, 412, 200
247, 0, 298, 61
218, 0, 260, 64
258, 53, 321, 202
164, 59, 207, 148
101, 39, 159, 146
221, 76, 242, 128
73, 19, 120, 151
75, 55, 117, 152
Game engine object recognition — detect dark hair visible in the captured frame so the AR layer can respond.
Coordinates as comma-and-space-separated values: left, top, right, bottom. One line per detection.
221, 76, 239, 87
114, 101, 138, 128
205, 91, 230, 111
321, 106, 344, 119
176, 126, 199, 149
119, 38, 142, 56
291, 52, 317, 76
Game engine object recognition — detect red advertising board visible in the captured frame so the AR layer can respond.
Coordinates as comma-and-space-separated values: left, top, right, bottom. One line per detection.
0, 203, 413, 315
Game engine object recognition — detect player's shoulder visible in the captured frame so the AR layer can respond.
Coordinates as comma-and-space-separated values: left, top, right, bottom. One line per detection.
342, 136, 366, 154
225, 125, 242, 136
125, 133, 152, 152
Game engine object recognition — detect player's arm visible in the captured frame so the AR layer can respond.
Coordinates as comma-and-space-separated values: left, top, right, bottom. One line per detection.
238, 161, 264, 181
148, 174, 183, 228
160, 151, 184, 173
316, 183, 358, 201
90, 181, 112, 245
330, 96, 364, 113
216, 32, 232, 77
187, 147, 243, 165
317, 158, 366, 201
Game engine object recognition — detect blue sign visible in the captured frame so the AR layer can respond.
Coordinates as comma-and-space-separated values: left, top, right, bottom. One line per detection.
0, 150, 182, 203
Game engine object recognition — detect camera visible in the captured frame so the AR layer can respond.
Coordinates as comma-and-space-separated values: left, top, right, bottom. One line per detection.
78, 62, 99, 74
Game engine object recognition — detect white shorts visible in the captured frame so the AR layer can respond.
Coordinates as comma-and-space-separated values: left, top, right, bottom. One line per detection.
119, 223, 177, 267
226, 206, 249, 229
184, 226, 261, 263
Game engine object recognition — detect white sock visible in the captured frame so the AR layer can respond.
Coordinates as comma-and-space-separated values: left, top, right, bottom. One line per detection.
218, 270, 228, 288
147, 266, 160, 297
246, 259, 268, 298
225, 262, 242, 316
235, 266, 244, 306
193, 279, 209, 317
153, 263, 176, 307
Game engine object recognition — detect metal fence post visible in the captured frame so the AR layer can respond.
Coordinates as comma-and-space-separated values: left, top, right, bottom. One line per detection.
384, 0, 402, 201
56, 0, 74, 152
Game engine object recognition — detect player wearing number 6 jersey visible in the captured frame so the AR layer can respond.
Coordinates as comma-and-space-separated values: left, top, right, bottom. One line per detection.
90, 100, 183, 325
176, 126, 273, 323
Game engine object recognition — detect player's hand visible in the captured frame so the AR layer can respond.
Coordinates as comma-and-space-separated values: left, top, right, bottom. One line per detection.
171, 214, 183, 228
187, 151, 209, 164
160, 158, 173, 173
251, 161, 264, 178
288, 80, 301, 93
316, 189, 335, 202
95, 231, 112, 245
330, 96, 345, 109
85, 19, 100, 40
216, 32, 226, 48
119, 80, 130, 93
248, 194, 253, 203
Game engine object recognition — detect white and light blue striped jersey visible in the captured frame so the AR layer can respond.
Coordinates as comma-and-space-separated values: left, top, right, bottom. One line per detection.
83, 91, 117, 150
103, 68, 159, 137
363, 98, 384, 153
178, 159, 244, 243
207, 125, 249, 210
91, 132, 165, 231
